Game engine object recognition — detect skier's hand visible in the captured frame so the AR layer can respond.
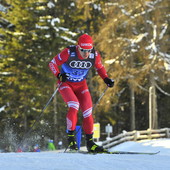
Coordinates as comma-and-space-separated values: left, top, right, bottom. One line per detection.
57, 73, 69, 82
104, 77, 114, 87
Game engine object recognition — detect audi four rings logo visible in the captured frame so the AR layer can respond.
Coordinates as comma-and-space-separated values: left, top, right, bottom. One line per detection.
69, 60, 92, 69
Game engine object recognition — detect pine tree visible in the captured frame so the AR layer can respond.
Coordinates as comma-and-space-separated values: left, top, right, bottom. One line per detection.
95, 0, 170, 131
0, 0, 70, 144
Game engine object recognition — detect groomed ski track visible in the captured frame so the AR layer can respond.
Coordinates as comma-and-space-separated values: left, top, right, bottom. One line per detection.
0, 139, 170, 170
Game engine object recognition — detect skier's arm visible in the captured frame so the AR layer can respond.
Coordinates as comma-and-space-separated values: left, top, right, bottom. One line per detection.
49, 48, 69, 77
95, 51, 114, 87
94, 51, 108, 79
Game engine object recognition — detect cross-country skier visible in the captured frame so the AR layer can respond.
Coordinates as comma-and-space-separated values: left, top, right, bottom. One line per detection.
49, 34, 114, 153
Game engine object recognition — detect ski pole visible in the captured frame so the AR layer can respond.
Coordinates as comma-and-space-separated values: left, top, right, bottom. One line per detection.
92, 86, 108, 112
18, 83, 62, 149
64, 86, 109, 152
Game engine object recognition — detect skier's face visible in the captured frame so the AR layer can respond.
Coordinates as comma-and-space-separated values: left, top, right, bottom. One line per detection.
79, 47, 92, 59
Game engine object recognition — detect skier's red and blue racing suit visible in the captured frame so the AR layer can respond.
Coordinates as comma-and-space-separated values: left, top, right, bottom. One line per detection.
49, 45, 108, 134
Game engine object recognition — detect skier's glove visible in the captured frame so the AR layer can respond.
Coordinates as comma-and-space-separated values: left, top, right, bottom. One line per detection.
57, 73, 69, 82
104, 77, 114, 87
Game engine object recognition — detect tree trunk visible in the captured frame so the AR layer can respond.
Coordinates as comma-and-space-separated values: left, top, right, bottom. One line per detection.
130, 84, 135, 130
149, 75, 158, 129
24, 112, 27, 133
129, 51, 135, 130
152, 86, 158, 129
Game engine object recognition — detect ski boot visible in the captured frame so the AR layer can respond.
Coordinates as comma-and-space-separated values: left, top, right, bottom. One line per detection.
86, 134, 106, 153
67, 131, 78, 151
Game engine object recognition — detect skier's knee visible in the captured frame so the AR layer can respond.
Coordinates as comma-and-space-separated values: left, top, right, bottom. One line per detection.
67, 101, 80, 110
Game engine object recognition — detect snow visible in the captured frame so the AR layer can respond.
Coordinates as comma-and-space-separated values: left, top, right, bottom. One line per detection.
0, 138, 170, 170
0, 4, 7, 12
159, 23, 168, 40
0, 105, 6, 112
51, 18, 60, 26
47, 2, 55, 9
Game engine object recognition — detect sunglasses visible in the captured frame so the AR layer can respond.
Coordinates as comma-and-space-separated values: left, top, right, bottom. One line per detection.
79, 47, 92, 53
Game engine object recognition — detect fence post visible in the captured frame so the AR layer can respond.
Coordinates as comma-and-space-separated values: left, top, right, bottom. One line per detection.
147, 129, 152, 139
134, 131, 140, 141
134, 131, 137, 141
165, 128, 170, 138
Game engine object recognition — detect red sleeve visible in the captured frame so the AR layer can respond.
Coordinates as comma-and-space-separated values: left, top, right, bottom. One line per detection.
94, 51, 108, 80
49, 48, 69, 77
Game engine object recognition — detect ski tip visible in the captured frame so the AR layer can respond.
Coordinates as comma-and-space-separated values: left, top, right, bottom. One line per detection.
152, 151, 160, 155
146, 151, 160, 155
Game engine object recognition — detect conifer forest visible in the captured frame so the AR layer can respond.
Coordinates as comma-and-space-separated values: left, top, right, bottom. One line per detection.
0, 0, 170, 151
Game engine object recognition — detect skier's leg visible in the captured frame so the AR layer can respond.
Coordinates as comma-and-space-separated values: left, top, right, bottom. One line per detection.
76, 82, 105, 153
59, 83, 79, 131
59, 83, 79, 150
75, 82, 93, 134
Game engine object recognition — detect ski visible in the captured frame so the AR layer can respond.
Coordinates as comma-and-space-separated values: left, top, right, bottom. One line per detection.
64, 150, 160, 155
105, 151, 160, 155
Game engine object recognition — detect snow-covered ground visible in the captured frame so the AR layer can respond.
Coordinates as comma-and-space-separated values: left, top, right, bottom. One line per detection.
0, 138, 170, 170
